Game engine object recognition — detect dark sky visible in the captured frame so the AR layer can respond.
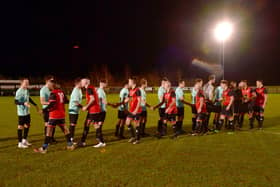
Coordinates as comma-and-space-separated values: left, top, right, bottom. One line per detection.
1, 0, 280, 84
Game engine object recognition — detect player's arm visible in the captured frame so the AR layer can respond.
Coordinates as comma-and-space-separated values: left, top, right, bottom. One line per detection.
197, 97, 204, 114
226, 96, 234, 111
166, 96, 176, 113
29, 97, 41, 112
152, 99, 165, 110
132, 90, 141, 115
40, 89, 49, 105
263, 89, 268, 108
14, 92, 30, 107
44, 93, 57, 112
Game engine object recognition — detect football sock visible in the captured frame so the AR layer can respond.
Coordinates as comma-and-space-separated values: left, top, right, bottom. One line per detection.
135, 126, 140, 140
52, 127, 56, 140
128, 125, 135, 138
259, 116, 264, 128
238, 115, 244, 128
81, 126, 90, 142
96, 127, 104, 143
69, 125, 75, 139
115, 124, 120, 136
192, 117, 196, 131
229, 120, 234, 130
218, 119, 224, 130
162, 123, 167, 135
65, 134, 72, 146
44, 126, 47, 136
157, 120, 162, 134
17, 129, 23, 143
23, 127, 29, 139
249, 117, 254, 129
119, 125, 124, 137
43, 136, 52, 150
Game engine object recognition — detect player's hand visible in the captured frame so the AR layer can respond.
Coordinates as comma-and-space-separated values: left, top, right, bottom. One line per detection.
124, 97, 129, 103
262, 104, 266, 109
24, 102, 31, 108
82, 106, 87, 111
150, 106, 154, 110
197, 108, 201, 114
226, 106, 230, 111
132, 111, 137, 115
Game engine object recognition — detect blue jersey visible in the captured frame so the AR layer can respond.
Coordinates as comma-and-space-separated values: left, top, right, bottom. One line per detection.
158, 86, 166, 108
69, 87, 83, 114
175, 87, 184, 108
191, 88, 198, 104
140, 88, 147, 111
15, 88, 30, 116
119, 88, 129, 111
40, 86, 50, 109
97, 88, 107, 112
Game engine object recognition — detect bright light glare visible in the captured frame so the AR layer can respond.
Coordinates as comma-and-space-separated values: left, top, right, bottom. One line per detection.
214, 21, 233, 42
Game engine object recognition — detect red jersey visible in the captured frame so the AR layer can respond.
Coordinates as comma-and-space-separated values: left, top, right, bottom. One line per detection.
129, 87, 142, 114
195, 89, 207, 113
86, 85, 101, 114
49, 89, 66, 119
164, 89, 177, 114
255, 87, 268, 106
241, 87, 254, 103
222, 88, 234, 106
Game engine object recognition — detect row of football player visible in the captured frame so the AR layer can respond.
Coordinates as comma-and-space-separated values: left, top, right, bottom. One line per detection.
14, 75, 267, 153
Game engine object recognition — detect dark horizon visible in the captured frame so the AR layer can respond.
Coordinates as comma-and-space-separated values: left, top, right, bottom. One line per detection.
1, 0, 280, 84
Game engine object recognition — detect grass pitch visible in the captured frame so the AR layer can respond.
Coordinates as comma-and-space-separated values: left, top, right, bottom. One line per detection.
0, 94, 280, 187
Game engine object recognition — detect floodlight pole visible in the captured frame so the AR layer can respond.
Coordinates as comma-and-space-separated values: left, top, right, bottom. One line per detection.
222, 40, 225, 80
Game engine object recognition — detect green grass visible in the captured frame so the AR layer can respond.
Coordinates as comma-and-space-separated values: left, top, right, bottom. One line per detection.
0, 94, 280, 187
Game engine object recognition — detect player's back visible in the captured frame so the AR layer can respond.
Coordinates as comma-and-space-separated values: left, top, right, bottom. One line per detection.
49, 89, 66, 119
86, 85, 101, 114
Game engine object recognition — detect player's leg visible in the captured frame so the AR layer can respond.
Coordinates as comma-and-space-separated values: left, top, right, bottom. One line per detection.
194, 114, 204, 135
93, 112, 106, 148
21, 115, 32, 146
171, 114, 180, 139
17, 115, 27, 148
191, 105, 197, 133
126, 115, 135, 142
248, 103, 255, 129
57, 121, 74, 150
217, 107, 227, 131
133, 116, 141, 144
227, 107, 235, 131
176, 107, 185, 134
79, 113, 92, 146
157, 108, 164, 135
140, 111, 148, 137
69, 114, 78, 143
258, 107, 265, 129
34, 121, 55, 153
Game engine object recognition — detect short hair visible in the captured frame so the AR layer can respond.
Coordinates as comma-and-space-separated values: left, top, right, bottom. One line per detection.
129, 76, 137, 84
20, 77, 29, 82
208, 74, 216, 81
178, 79, 185, 84
241, 80, 247, 84
221, 80, 228, 85
256, 80, 263, 84
74, 77, 81, 84
99, 79, 107, 84
230, 81, 237, 85
195, 78, 203, 83
122, 81, 128, 86
44, 75, 54, 82
140, 78, 147, 85
162, 77, 169, 82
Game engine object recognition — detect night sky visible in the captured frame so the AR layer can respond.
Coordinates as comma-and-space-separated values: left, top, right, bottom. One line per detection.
1, 0, 280, 84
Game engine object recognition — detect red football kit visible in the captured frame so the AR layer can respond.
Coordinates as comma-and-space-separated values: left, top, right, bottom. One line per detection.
222, 88, 234, 106
195, 89, 207, 113
129, 87, 142, 114
86, 85, 101, 114
255, 87, 268, 107
241, 87, 254, 103
49, 89, 66, 119
164, 89, 177, 114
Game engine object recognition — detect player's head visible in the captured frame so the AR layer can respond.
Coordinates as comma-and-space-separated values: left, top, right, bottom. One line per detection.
140, 78, 147, 88
230, 81, 237, 89
161, 77, 169, 87
128, 77, 137, 88
256, 80, 263, 88
194, 78, 203, 89
44, 75, 55, 87
208, 74, 216, 84
220, 80, 228, 89
20, 78, 29, 89
123, 81, 129, 89
99, 79, 107, 88
81, 78, 90, 88
241, 80, 248, 88
178, 79, 185, 88
164, 80, 171, 90
74, 77, 82, 88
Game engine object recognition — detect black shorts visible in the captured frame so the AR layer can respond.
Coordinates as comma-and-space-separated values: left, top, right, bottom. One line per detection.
164, 113, 177, 122
206, 102, 215, 113
159, 108, 166, 118
221, 105, 234, 117
42, 109, 49, 123
18, 115, 31, 126
196, 113, 207, 121
240, 102, 254, 114
233, 102, 241, 114
212, 105, 222, 113
48, 119, 65, 127
191, 105, 197, 114
177, 107, 184, 117
140, 110, 147, 117
127, 113, 140, 121
69, 114, 79, 124
118, 110, 128, 119
253, 106, 264, 114
100, 111, 106, 122
87, 113, 102, 123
